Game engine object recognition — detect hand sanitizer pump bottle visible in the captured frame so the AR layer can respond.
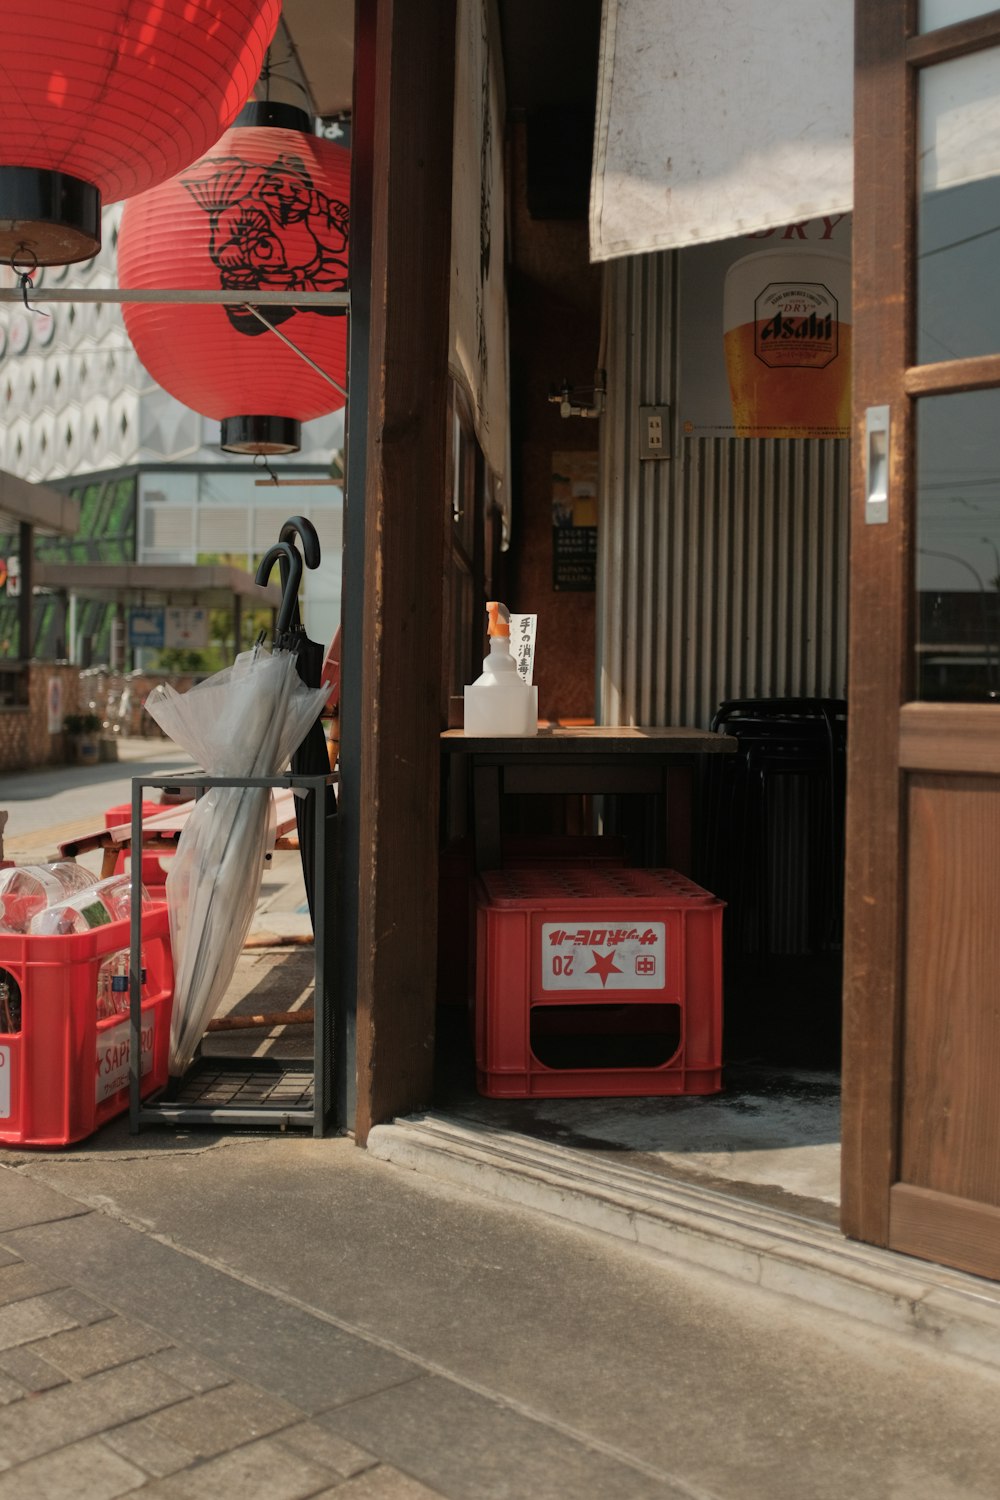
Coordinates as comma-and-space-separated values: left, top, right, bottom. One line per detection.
463, 602, 537, 736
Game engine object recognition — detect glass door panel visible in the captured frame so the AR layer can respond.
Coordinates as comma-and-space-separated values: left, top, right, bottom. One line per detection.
919, 1, 1000, 30
917, 49, 1000, 363
916, 388, 1000, 699
918, 175, 1000, 363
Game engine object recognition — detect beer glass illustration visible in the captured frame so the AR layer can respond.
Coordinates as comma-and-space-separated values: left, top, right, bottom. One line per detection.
723, 248, 852, 438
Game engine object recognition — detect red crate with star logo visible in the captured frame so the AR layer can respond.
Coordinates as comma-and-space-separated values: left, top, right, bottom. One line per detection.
475, 867, 723, 1097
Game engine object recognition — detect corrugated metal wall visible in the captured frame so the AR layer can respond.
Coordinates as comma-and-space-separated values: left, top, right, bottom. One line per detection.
597, 253, 850, 729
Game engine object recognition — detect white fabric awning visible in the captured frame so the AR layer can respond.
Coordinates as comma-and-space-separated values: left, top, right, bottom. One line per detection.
590, 1, 1000, 263
590, 0, 855, 261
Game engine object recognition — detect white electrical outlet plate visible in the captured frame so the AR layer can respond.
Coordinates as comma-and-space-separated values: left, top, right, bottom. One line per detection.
639, 405, 671, 460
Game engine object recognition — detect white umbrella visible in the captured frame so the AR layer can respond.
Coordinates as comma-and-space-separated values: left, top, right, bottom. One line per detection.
145, 642, 327, 1076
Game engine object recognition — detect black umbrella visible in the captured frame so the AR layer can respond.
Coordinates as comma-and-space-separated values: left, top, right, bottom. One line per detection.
255, 517, 336, 926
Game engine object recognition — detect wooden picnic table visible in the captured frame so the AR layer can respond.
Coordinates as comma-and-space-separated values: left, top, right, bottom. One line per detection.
58, 786, 301, 877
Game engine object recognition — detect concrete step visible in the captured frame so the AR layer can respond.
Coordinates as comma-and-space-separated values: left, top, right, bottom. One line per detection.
368, 1113, 1000, 1375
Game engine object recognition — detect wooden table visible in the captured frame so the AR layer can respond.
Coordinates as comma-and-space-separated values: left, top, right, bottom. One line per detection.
58, 787, 302, 877
440, 725, 737, 872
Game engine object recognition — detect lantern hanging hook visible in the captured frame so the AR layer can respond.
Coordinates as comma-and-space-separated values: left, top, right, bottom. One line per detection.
10, 246, 41, 315
253, 451, 280, 486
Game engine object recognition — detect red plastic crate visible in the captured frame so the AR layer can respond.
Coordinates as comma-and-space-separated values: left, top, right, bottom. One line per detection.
0, 905, 174, 1147
475, 866, 723, 1098
438, 836, 627, 1006
104, 801, 174, 897
103, 801, 160, 830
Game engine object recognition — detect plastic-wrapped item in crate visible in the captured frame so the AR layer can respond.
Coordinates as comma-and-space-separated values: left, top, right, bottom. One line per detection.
475, 866, 723, 1098
0, 906, 173, 1147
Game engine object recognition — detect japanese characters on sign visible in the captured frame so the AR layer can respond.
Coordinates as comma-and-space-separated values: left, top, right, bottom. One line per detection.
541, 922, 666, 991
508, 613, 537, 687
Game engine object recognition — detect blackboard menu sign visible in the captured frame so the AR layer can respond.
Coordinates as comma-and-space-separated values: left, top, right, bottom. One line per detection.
551, 451, 598, 592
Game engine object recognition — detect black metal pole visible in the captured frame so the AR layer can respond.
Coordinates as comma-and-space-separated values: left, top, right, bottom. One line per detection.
17, 522, 33, 661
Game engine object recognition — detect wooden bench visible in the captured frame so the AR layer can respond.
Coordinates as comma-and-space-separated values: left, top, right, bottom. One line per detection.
58, 787, 301, 878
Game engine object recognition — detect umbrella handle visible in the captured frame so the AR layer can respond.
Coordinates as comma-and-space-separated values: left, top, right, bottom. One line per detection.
256, 540, 303, 637
279, 515, 321, 571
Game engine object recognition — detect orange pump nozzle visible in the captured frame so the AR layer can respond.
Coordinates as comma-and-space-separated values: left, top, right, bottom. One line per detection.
486, 601, 510, 638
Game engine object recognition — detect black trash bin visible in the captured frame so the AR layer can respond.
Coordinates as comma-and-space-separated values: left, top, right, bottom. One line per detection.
701, 697, 847, 1064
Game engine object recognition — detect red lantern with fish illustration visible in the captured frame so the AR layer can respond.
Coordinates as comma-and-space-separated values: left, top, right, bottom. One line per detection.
117, 103, 350, 454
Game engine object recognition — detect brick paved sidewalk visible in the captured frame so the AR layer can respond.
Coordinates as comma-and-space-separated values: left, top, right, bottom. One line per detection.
0, 1260, 423, 1500
0, 1171, 442, 1500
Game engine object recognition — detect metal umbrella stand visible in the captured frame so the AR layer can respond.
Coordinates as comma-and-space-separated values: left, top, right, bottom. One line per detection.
161, 544, 326, 1074
132, 544, 334, 1130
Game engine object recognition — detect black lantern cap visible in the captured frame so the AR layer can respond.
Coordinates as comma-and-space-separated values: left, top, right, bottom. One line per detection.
0, 167, 101, 267
234, 101, 312, 133
221, 415, 301, 456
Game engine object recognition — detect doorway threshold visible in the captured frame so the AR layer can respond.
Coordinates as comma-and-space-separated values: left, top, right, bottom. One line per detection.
432, 1067, 840, 1226
433, 997, 841, 1226
368, 1107, 1000, 1377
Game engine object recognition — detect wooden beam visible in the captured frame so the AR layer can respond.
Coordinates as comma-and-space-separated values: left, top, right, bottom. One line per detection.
341, 0, 456, 1143
890, 1184, 1000, 1281
841, 0, 914, 1246
905, 9, 1000, 67
900, 702, 1000, 773
903, 354, 1000, 397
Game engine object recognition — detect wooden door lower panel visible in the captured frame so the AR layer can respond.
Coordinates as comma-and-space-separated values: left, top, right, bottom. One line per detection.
898, 775, 1000, 1226
890, 1184, 1000, 1281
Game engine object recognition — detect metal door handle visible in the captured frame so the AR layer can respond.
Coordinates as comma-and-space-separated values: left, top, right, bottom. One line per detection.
865, 405, 890, 525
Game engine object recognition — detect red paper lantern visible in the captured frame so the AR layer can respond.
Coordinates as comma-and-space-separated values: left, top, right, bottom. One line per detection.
0, 1, 280, 266
118, 103, 350, 455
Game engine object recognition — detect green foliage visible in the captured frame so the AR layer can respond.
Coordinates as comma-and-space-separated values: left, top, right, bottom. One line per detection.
151, 648, 209, 674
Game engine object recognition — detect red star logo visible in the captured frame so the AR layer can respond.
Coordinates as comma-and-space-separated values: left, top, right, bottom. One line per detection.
586, 948, 622, 986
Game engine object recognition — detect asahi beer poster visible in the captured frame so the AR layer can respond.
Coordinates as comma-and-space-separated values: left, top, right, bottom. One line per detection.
679, 215, 852, 439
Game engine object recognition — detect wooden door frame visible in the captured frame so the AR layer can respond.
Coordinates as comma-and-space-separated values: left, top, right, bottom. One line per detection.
841, 0, 1000, 1245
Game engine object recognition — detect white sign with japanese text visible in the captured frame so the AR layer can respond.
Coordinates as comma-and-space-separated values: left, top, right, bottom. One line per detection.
508, 613, 536, 686
541, 922, 666, 991
0, 1046, 9, 1119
